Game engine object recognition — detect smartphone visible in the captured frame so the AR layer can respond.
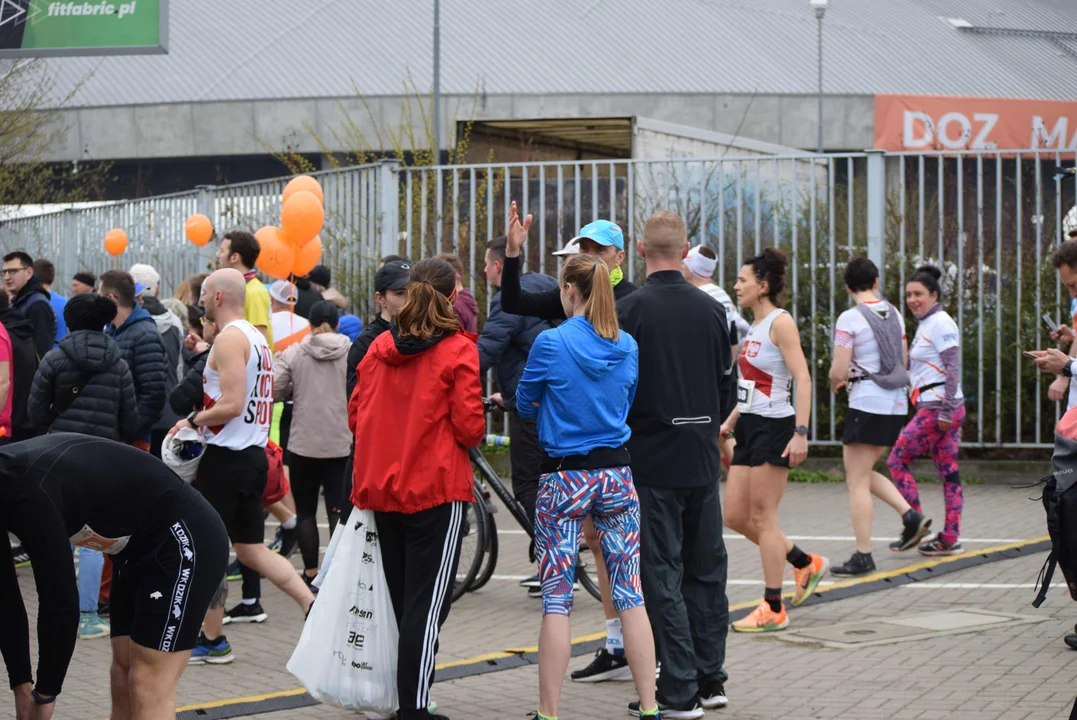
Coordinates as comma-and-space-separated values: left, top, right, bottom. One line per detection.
1024, 351, 1041, 358
1044, 313, 1061, 333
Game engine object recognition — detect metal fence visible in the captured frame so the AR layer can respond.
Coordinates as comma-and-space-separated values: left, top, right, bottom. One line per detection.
2, 150, 1075, 448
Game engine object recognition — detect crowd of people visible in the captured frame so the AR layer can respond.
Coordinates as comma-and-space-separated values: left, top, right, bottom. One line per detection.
4, 209, 1077, 720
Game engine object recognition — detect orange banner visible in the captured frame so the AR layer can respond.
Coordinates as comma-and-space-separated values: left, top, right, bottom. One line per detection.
873, 94, 1077, 152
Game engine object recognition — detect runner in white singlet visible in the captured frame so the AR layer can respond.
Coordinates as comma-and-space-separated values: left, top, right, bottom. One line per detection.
202, 319, 273, 449
173, 269, 312, 667
737, 308, 794, 419
719, 249, 828, 634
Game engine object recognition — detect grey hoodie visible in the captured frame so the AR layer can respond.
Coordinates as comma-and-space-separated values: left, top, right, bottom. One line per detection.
274, 331, 353, 458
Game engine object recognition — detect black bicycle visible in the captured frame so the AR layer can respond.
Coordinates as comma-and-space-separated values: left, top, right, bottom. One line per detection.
452, 401, 602, 603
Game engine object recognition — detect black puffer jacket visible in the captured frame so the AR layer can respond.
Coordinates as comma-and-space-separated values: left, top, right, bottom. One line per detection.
27, 331, 140, 441
107, 305, 168, 437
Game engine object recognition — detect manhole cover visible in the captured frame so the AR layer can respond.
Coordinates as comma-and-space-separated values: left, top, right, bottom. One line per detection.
775, 608, 1045, 649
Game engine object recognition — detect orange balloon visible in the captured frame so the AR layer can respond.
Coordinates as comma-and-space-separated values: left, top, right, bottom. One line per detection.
254, 226, 296, 281
104, 228, 128, 256
185, 214, 214, 246
292, 235, 323, 277
282, 175, 324, 206
281, 191, 324, 247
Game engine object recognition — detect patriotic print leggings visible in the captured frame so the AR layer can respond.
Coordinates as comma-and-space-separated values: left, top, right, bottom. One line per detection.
886, 405, 966, 543
534, 465, 643, 617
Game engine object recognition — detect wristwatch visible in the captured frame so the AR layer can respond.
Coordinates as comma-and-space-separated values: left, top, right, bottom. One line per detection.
1065, 360, 1076, 378
186, 411, 199, 429
795, 425, 809, 437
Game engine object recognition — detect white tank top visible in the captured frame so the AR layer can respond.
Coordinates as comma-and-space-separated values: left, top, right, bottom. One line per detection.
202, 320, 274, 449
737, 308, 795, 418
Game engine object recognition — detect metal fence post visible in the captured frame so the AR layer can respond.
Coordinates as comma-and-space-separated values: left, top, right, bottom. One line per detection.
378, 160, 401, 258
60, 209, 77, 292
196, 185, 217, 273
866, 150, 886, 287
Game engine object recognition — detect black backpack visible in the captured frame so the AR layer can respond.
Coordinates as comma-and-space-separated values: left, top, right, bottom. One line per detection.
1033, 467, 1077, 608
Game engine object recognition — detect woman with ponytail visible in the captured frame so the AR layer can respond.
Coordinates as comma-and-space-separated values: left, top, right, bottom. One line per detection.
348, 257, 485, 720
887, 264, 965, 557
516, 255, 658, 720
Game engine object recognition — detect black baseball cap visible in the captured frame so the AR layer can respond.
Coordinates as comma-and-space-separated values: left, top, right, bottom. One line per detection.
375, 260, 412, 294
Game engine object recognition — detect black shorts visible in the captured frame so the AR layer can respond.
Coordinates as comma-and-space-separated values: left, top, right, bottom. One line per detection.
191, 444, 268, 544
731, 414, 795, 468
110, 488, 229, 653
842, 408, 906, 447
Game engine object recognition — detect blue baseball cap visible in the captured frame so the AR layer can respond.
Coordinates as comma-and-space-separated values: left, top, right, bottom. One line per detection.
572, 220, 624, 251
134, 282, 148, 297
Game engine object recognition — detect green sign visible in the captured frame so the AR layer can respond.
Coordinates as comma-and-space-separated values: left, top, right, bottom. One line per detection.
0, 0, 168, 57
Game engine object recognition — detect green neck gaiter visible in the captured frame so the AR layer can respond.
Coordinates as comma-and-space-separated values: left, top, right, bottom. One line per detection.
610, 266, 624, 287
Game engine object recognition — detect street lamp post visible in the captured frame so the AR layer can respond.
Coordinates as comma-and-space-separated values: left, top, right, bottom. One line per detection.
433, 0, 441, 162
810, 0, 828, 154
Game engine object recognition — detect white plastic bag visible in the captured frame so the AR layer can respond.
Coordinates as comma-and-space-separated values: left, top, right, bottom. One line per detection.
160, 427, 206, 483
287, 507, 399, 714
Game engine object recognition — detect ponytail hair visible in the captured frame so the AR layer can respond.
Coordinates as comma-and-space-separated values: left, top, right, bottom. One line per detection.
396, 258, 460, 340
560, 255, 620, 341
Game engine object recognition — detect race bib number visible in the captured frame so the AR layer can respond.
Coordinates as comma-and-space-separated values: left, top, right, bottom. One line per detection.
70, 525, 131, 555
736, 378, 755, 413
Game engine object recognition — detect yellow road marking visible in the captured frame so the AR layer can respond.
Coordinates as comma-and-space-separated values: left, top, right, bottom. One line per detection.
175, 535, 1049, 713
176, 686, 307, 711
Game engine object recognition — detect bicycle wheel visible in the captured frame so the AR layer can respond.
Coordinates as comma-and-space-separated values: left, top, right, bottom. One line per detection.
452, 483, 487, 602
469, 509, 499, 592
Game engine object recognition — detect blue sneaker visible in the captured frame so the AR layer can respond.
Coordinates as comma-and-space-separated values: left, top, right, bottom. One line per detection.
188, 633, 234, 665
78, 612, 110, 640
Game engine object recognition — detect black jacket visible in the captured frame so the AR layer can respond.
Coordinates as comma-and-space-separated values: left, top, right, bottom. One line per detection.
11, 276, 56, 360
0, 309, 38, 436
106, 305, 168, 437
27, 331, 139, 441
346, 315, 391, 400
170, 349, 209, 416
478, 273, 558, 412
616, 270, 735, 487
498, 255, 639, 321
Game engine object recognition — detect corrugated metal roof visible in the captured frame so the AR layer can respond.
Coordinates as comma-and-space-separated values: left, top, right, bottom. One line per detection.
28, 0, 1077, 108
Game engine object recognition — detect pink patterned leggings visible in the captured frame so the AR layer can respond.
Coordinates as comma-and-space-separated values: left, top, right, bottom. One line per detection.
886, 405, 966, 544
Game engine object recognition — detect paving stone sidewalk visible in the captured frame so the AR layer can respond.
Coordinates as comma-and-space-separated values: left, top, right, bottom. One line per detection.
8, 482, 1073, 720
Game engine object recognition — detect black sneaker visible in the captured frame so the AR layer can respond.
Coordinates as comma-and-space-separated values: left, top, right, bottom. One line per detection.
222, 601, 268, 625
269, 525, 298, 558
301, 573, 319, 594
698, 678, 728, 709
629, 697, 702, 719
97, 602, 110, 618
519, 574, 540, 588
226, 558, 242, 581
570, 648, 631, 682
831, 551, 876, 577
1065, 633, 1077, 650
918, 537, 963, 556
12, 544, 30, 568
889, 510, 932, 552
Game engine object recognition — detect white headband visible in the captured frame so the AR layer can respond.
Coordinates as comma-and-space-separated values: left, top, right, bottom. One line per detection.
684, 247, 717, 279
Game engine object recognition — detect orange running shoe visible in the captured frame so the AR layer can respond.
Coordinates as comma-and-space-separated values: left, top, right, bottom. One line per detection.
732, 601, 789, 633
792, 553, 829, 607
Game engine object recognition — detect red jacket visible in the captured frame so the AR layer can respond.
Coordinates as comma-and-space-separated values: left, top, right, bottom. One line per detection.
349, 328, 485, 514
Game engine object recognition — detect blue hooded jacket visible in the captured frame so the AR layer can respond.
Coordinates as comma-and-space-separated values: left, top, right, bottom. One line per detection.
516, 315, 638, 457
